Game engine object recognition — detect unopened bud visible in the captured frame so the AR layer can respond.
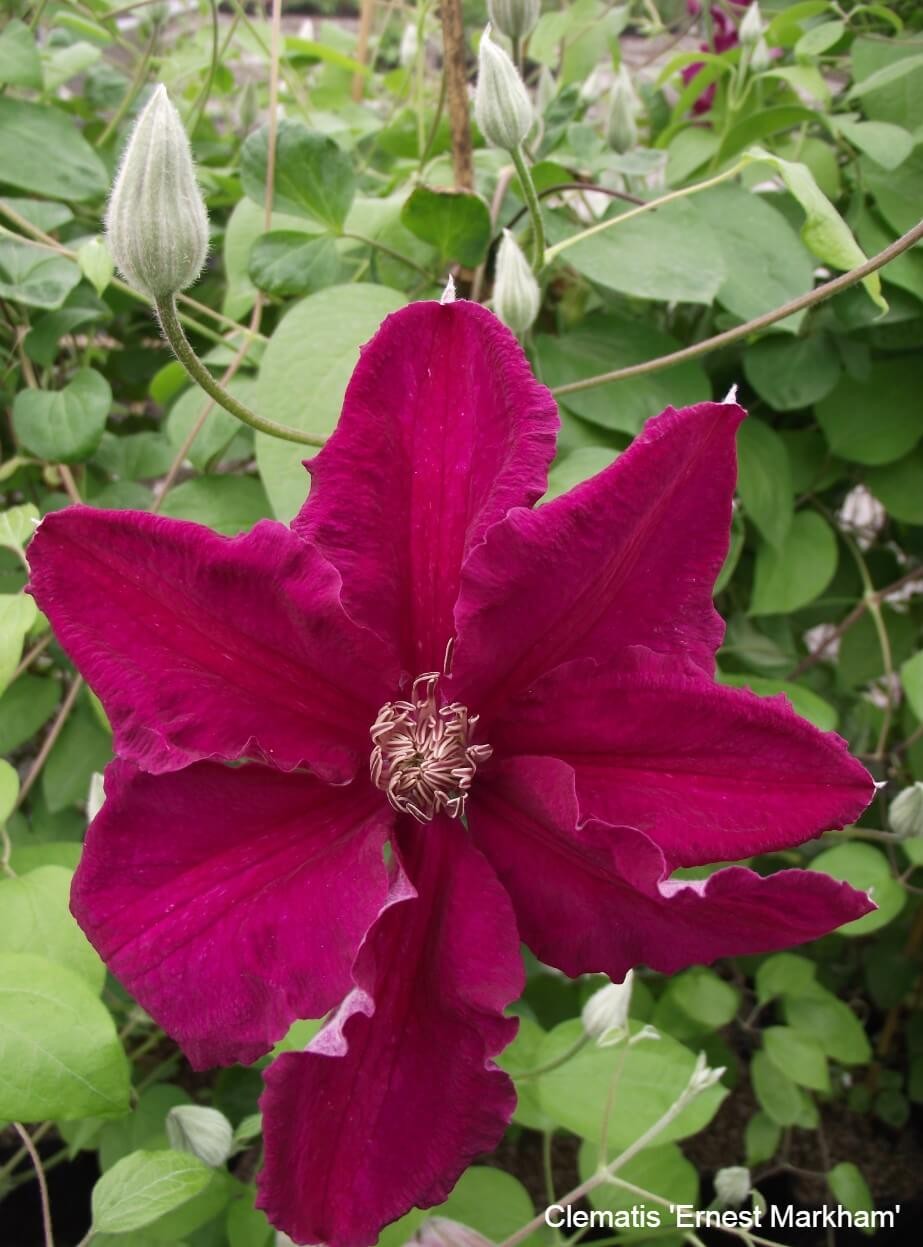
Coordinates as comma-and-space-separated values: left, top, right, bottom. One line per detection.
890, 783, 923, 840
751, 34, 772, 72
399, 22, 419, 68
474, 27, 532, 152
714, 1166, 751, 1208
690, 1051, 726, 1093
106, 84, 209, 300
739, 2, 764, 48
581, 972, 634, 1047
488, 0, 540, 41
606, 65, 639, 154
494, 230, 540, 336
165, 1105, 233, 1168
409, 1218, 493, 1247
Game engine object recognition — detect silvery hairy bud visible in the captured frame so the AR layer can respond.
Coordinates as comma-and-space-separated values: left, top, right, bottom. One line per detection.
488, 0, 540, 42
399, 22, 419, 68
751, 34, 772, 72
581, 972, 634, 1047
106, 84, 209, 300
166, 1105, 233, 1168
890, 783, 923, 840
739, 2, 764, 48
409, 1218, 494, 1247
494, 230, 540, 336
714, 1166, 752, 1208
474, 27, 533, 152
606, 65, 639, 154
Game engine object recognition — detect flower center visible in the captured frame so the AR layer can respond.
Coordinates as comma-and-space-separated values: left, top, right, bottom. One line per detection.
370, 673, 492, 823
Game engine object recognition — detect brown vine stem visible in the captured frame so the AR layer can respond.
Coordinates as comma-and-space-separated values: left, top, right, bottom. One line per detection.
11, 1124, 54, 1247
551, 217, 923, 397
440, 0, 474, 191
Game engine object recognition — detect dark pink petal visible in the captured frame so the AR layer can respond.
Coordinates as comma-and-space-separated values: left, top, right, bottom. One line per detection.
471, 756, 874, 981
294, 299, 558, 675
451, 401, 744, 716
28, 509, 398, 779
72, 760, 393, 1069
491, 650, 873, 868
257, 819, 523, 1247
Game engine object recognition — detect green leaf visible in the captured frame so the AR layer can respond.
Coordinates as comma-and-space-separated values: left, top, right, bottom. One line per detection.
751, 1048, 816, 1127
669, 966, 739, 1028
835, 119, 914, 171
0, 758, 18, 825
543, 448, 618, 502
0, 237, 81, 310
578, 1141, 698, 1224
12, 368, 111, 463
91, 1150, 213, 1235
698, 185, 815, 327
166, 379, 257, 473
764, 1025, 830, 1092
157, 477, 271, 536
737, 418, 793, 550
717, 674, 837, 731
255, 283, 406, 521
0, 98, 108, 202
0, 674, 61, 754
0, 19, 43, 88
795, 19, 845, 57
863, 149, 923, 237
867, 450, 923, 525
241, 121, 355, 231
0, 593, 37, 695
248, 231, 339, 297
42, 697, 111, 813
810, 843, 906, 935
377, 1166, 538, 1247
750, 511, 837, 615
0, 503, 39, 563
0, 866, 105, 991
828, 1162, 874, 1219
901, 650, 923, 723
534, 313, 710, 436
816, 359, 923, 465
745, 1112, 781, 1166
0, 952, 130, 1120
496, 1014, 555, 1131
77, 236, 114, 296
743, 334, 840, 411
747, 147, 885, 310
99, 1084, 192, 1171
536, 1019, 726, 1149
848, 53, 923, 99
553, 198, 726, 305
782, 990, 871, 1065
400, 187, 491, 266
755, 952, 817, 1004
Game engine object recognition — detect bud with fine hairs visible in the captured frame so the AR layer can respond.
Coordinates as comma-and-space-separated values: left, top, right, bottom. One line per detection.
581, 971, 634, 1046
106, 84, 209, 301
606, 64, 640, 154
474, 27, 533, 152
407, 1217, 494, 1247
714, 1166, 752, 1209
494, 230, 540, 336
488, 0, 540, 41
890, 782, 923, 840
165, 1104, 233, 1168
739, 1, 764, 48
750, 33, 772, 72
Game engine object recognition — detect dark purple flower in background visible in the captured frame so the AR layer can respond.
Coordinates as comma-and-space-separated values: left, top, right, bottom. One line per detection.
27, 299, 873, 1247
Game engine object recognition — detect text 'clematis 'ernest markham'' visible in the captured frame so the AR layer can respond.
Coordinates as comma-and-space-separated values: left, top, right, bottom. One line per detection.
27, 298, 874, 1247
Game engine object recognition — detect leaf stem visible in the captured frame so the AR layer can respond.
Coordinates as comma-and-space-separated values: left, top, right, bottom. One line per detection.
511, 145, 545, 271
552, 217, 923, 397
11, 1124, 55, 1247
154, 296, 324, 447
342, 232, 433, 279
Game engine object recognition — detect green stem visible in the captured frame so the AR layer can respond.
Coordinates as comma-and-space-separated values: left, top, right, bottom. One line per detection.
155, 296, 324, 447
515, 1032, 589, 1080
545, 159, 746, 264
186, 0, 220, 136
342, 232, 433, 280
510, 145, 545, 272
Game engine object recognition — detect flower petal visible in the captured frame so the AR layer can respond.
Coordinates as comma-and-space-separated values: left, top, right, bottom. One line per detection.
72, 760, 393, 1069
471, 756, 874, 981
28, 509, 398, 779
490, 650, 874, 868
451, 401, 744, 714
257, 818, 523, 1247
294, 299, 558, 675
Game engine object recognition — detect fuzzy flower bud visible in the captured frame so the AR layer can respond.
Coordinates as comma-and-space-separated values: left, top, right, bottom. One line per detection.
739, 2, 764, 48
751, 34, 772, 72
890, 783, 923, 840
581, 972, 634, 1047
399, 22, 419, 68
409, 1218, 494, 1247
714, 1166, 752, 1208
488, 0, 540, 41
494, 230, 540, 336
106, 84, 209, 300
606, 65, 639, 154
165, 1105, 233, 1168
474, 27, 533, 152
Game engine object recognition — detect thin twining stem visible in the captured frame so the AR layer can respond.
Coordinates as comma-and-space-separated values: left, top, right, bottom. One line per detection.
155, 296, 324, 447
552, 217, 923, 397
11, 1124, 55, 1247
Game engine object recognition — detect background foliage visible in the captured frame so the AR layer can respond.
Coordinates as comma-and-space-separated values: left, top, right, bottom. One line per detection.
1, 0, 922, 1244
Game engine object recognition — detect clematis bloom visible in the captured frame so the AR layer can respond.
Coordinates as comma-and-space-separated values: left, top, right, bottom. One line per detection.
27, 298, 873, 1247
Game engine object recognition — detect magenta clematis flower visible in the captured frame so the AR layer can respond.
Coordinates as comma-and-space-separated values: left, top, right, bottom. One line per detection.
28, 299, 873, 1247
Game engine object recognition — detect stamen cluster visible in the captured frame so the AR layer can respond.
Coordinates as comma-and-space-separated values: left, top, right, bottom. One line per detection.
370, 674, 492, 822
